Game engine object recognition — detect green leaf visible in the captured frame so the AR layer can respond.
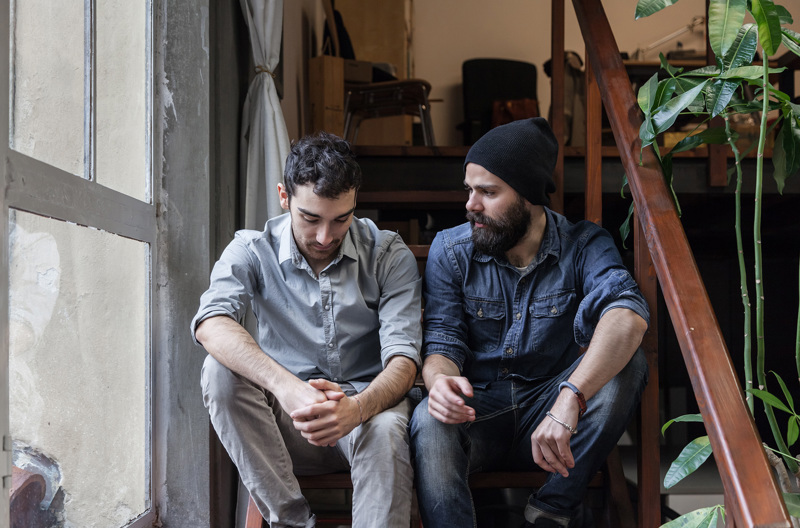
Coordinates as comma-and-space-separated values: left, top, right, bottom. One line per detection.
707, 79, 738, 117
664, 436, 713, 489
788, 416, 799, 447
747, 388, 793, 413
774, 5, 793, 25
660, 506, 722, 528
683, 65, 723, 77
619, 201, 635, 249
783, 493, 800, 517
661, 413, 704, 436
783, 29, 800, 58
655, 78, 679, 109
638, 73, 660, 113
652, 81, 709, 133
708, 0, 747, 57
660, 53, 685, 76
771, 370, 796, 412
718, 65, 785, 79
773, 113, 800, 194
635, 0, 682, 19
722, 24, 758, 70
750, 0, 782, 57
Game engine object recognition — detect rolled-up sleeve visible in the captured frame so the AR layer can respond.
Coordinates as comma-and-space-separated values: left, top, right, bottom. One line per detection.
573, 228, 650, 347
421, 231, 471, 372
375, 235, 423, 368
190, 234, 260, 345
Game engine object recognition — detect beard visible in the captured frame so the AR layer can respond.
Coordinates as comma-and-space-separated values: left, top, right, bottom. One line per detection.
467, 195, 531, 258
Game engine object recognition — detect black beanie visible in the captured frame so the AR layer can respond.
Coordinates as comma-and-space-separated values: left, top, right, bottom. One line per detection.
464, 117, 558, 205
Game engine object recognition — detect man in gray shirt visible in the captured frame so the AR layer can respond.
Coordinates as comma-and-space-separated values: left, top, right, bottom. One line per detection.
192, 132, 421, 528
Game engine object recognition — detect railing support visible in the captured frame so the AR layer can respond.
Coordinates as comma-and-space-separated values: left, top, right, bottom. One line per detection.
573, 0, 790, 526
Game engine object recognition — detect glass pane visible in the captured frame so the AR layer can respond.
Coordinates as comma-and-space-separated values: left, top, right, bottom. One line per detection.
96, 0, 149, 201
10, 0, 85, 177
8, 210, 149, 527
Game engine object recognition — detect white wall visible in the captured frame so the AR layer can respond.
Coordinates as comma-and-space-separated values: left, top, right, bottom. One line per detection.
412, 0, 709, 146
281, 1, 800, 146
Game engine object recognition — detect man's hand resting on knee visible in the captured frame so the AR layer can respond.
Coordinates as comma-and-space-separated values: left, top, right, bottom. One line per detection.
290, 379, 360, 447
531, 393, 579, 478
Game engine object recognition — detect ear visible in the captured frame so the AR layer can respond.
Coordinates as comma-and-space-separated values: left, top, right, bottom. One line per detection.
278, 183, 290, 211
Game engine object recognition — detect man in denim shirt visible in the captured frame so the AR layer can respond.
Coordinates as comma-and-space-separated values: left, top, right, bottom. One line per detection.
193, 133, 422, 527
410, 118, 649, 527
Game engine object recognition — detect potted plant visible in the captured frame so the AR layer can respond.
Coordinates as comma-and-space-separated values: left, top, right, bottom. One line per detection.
634, 0, 800, 525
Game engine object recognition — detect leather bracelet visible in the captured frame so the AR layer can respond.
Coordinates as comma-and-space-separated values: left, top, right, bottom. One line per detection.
559, 380, 587, 417
546, 411, 577, 435
353, 395, 364, 425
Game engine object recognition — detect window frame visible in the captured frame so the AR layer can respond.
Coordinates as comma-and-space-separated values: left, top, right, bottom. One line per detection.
1, 0, 157, 525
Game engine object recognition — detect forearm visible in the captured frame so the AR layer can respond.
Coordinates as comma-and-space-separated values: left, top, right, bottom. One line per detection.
421, 353, 461, 390
567, 307, 647, 399
195, 315, 295, 393
356, 355, 418, 421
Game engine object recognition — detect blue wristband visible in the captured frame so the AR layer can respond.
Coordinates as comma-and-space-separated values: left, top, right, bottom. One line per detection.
558, 381, 587, 417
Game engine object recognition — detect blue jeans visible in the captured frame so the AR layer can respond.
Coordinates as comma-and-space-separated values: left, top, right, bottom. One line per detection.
410, 349, 648, 527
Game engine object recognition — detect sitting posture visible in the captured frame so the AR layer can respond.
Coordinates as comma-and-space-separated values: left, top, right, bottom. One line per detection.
192, 132, 421, 528
410, 118, 649, 527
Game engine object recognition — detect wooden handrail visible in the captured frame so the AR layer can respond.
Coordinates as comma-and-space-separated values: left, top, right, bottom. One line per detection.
573, 0, 790, 526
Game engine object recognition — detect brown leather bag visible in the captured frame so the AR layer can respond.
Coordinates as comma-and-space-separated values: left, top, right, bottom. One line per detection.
490, 97, 540, 128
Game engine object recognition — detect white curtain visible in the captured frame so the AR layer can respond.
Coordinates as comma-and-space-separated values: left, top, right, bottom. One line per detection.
240, 0, 290, 229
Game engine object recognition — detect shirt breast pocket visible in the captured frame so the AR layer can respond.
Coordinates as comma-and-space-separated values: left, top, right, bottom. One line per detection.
463, 297, 506, 352
530, 291, 577, 359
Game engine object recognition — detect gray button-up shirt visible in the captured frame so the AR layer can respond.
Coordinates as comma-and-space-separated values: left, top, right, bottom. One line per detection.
191, 213, 422, 393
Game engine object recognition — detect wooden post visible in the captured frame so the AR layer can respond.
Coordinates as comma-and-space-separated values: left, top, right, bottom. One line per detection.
550, 0, 565, 214
635, 214, 661, 528
585, 48, 602, 225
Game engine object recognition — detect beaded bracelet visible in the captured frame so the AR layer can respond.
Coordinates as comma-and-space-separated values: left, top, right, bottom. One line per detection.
546, 411, 577, 435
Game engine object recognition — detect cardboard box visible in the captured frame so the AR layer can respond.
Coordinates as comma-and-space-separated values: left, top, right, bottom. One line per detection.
343, 59, 372, 83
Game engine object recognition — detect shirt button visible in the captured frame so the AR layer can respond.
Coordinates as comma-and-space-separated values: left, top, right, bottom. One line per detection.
477, 308, 484, 318
505, 347, 513, 355
324, 304, 330, 310
321, 272, 327, 277
550, 306, 558, 315
328, 342, 334, 348
501, 368, 509, 375
515, 312, 522, 320
333, 377, 339, 382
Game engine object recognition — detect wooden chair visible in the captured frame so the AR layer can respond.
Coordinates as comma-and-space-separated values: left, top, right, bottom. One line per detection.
244, 453, 633, 527
343, 79, 436, 146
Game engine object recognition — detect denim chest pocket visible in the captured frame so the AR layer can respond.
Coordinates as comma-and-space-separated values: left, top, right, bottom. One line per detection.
463, 297, 506, 352
529, 290, 577, 358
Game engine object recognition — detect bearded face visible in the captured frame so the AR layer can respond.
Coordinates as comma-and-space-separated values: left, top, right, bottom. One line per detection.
467, 193, 531, 258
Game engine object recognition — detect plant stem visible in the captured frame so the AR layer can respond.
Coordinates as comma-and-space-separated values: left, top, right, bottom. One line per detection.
755, 59, 798, 474
726, 115, 754, 414
797, 251, 800, 382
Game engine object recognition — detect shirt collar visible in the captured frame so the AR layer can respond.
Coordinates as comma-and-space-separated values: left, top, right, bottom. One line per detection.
278, 217, 359, 271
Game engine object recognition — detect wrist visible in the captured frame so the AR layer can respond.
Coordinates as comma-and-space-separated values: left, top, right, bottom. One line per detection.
558, 381, 587, 418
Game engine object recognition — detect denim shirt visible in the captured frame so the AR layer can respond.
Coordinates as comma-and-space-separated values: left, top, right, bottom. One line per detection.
191, 214, 422, 393
422, 208, 649, 388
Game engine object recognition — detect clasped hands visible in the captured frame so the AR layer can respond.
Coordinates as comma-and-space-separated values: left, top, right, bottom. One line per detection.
282, 378, 361, 448
428, 374, 580, 478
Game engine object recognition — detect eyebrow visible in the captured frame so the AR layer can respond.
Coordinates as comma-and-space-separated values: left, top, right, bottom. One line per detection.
297, 206, 356, 220
463, 180, 498, 191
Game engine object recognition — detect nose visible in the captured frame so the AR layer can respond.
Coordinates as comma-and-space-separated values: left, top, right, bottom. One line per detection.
466, 192, 481, 213
316, 223, 333, 246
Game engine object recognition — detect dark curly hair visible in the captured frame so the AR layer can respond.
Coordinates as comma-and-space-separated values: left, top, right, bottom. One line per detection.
283, 131, 362, 199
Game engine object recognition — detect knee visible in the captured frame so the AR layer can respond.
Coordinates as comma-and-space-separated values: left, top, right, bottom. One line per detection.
200, 354, 241, 409
409, 398, 461, 455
